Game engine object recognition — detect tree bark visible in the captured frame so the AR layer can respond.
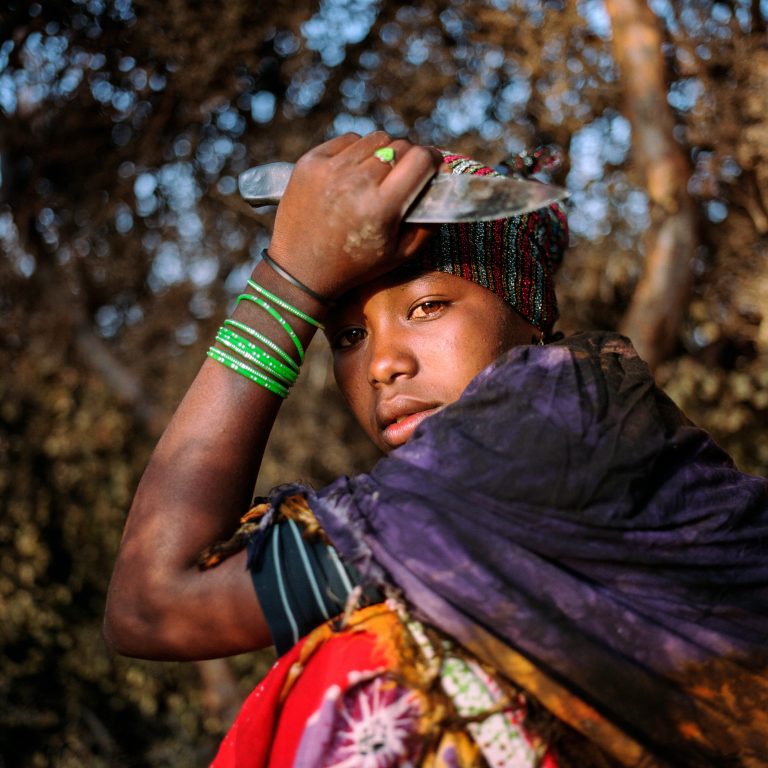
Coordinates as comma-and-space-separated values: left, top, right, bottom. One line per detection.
604, 0, 698, 372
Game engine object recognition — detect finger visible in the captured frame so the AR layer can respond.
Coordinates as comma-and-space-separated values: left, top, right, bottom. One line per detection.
304, 133, 362, 160
364, 138, 411, 176
378, 145, 442, 217
374, 139, 424, 173
394, 143, 443, 170
396, 224, 437, 261
333, 130, 394, 166
324, 132, 400, 188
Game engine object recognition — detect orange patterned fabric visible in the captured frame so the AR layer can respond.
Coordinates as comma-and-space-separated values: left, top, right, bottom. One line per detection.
211, 604, 559, 768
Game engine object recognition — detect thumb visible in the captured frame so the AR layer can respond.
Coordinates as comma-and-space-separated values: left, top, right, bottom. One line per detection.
394, 224, 437, 262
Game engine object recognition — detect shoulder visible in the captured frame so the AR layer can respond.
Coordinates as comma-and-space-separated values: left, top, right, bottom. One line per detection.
470, 330, 650, 393
459, 330, 660, 433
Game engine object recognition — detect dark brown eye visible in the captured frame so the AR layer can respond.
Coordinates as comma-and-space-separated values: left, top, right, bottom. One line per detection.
410, 301, 447, 320
331, 327, 367, 349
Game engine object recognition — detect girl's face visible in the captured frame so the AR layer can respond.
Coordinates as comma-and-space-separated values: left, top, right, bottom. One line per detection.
326, 270, 537, 453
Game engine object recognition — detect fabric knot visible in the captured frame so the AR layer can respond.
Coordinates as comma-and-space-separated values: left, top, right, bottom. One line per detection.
500, 145, 565, 179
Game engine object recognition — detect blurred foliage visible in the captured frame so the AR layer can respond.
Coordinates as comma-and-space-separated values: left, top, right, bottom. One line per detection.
1, 0, 767, 765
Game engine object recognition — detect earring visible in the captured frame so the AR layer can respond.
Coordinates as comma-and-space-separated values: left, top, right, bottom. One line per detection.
539, 333, 545, 346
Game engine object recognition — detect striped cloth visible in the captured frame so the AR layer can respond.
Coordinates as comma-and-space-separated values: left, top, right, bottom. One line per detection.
247, 516, 382, 655
417, 151, 568, 333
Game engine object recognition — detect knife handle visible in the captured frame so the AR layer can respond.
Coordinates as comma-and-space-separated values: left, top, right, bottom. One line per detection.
238, 162, 295, 206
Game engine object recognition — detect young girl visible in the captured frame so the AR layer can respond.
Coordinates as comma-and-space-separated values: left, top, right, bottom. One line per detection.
105, 132, 768, 767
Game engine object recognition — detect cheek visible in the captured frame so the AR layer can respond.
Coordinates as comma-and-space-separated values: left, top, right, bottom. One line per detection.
444, 326, 508, 392
474, 314, 518, 362
421, 333, 485, 398
333, 359, 375, 429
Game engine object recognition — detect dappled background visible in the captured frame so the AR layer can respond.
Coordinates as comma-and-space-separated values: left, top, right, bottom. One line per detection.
1, 0, 767, 765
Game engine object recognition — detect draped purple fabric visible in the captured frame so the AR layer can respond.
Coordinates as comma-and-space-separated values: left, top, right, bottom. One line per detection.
310, 332, 768, 767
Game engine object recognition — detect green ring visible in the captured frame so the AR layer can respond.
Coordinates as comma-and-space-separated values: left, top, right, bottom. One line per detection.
374, 147, 395, 164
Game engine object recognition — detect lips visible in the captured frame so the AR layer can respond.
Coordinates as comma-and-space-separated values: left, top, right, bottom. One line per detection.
377, 399, 444, 449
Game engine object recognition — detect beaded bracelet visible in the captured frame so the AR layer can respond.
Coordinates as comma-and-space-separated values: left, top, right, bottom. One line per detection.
215, 340, 293, 389
216, 327, 298, 386
260, 249, 335, 308
223, 318, 300, 374
246, 279, 325, 330
236, 293, 305, 364
207, 347, 290, 398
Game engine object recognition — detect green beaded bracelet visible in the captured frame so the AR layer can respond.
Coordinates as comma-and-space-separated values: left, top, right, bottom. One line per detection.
246, 280, 325, 330
217, 327, 298, 383
215, 332, 293, 387
216, 328, 298, 386
236, 293, 305, 364
207, 347, 290, 398
223, 318, 300, 374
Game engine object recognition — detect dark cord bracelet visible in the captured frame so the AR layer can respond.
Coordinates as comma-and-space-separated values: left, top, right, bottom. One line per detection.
260, 249, 336, 308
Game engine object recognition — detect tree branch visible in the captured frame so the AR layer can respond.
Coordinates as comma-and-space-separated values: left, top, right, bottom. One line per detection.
605, 0, 698, 371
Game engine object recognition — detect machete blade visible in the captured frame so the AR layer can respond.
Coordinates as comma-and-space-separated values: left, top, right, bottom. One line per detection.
238, 162, 568, 223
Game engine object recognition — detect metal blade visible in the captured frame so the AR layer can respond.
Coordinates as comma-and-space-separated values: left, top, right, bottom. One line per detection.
238, 162, 569, 223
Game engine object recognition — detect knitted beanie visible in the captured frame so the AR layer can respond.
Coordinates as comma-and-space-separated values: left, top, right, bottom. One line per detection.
417, 152, 568, 332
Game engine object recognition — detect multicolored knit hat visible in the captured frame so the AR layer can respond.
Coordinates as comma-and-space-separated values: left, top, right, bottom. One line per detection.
417, 151, 568, 332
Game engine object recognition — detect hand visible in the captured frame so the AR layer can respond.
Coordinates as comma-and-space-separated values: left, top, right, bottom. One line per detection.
267, 132, 442, 300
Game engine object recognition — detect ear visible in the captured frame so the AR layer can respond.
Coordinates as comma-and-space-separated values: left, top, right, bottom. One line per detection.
509, 310, 541, 347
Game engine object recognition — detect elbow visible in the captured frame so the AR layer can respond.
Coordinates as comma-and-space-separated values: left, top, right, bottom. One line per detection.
103, 609, 145, 658
103, 566, 225, 660
102, 615, 131, 657
104, 536, 195, 658
103, 574, 181, 659
103, 587, 160, 658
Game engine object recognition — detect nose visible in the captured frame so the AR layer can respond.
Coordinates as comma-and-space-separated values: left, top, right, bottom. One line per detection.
367, 331, 417, 386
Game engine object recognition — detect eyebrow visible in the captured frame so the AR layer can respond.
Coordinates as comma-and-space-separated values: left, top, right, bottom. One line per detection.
325, 270, 450, 329
384, 268, 445, 291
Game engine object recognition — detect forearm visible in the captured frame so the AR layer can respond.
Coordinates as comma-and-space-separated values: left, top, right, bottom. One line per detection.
104, 258, 328, 658
104, 132, 441, 660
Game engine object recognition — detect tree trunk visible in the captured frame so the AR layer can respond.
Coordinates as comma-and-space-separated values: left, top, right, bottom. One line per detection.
604, 0, 698, 372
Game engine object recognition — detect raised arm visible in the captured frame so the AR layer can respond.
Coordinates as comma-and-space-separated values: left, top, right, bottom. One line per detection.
103, 133, 440, 660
